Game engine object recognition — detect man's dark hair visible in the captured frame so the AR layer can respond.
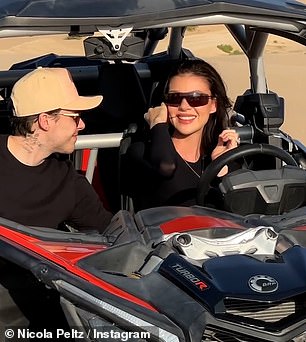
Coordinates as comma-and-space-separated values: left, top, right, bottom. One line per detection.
10, 115, 39, 136
10, 108, 59, 137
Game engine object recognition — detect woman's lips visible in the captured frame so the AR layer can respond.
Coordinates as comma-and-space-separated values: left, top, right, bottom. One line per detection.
176, 114, 197, 123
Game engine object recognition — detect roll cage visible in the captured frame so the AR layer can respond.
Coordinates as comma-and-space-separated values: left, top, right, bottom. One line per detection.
0, 0, 306, 214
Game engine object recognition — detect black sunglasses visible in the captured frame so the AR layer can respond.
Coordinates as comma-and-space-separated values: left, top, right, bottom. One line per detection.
164, 92, 214, 107
59, 113, 81, 126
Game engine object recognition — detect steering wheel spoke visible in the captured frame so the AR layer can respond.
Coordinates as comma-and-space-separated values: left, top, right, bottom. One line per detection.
197, 143, 298, 207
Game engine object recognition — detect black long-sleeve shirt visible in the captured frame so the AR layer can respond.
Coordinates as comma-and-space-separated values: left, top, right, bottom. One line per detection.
0, 135, 112, 231
124, 123, 219, 211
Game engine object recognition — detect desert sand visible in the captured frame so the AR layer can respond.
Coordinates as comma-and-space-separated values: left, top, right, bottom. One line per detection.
0, 22, 305, 143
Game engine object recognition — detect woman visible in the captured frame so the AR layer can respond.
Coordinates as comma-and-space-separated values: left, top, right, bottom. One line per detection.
124, 59, 240, 210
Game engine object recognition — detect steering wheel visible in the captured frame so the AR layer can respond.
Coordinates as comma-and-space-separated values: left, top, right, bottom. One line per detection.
196, 143, 298, 206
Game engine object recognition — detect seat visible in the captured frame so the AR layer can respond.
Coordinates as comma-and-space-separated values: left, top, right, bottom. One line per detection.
83, 63, 148, 134
90, 63, 149, 213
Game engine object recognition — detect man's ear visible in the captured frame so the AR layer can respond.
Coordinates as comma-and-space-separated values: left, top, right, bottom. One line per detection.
37, 113, 51, 131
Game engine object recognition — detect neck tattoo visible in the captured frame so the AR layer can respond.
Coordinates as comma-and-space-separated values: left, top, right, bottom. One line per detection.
23, 133, 42, 153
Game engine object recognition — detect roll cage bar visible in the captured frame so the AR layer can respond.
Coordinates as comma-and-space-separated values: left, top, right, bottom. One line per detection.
0, 22, 306, 211
74, 133, 123, 183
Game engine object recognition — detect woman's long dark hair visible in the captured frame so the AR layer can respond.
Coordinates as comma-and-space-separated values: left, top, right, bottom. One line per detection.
165, 59, 232, 156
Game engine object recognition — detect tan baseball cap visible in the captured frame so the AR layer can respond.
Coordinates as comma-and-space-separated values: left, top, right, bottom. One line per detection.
11, 67, 103, 117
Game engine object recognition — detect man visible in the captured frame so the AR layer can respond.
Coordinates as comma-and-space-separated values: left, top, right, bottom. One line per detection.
0, 67, 113, 339
0, 67, 112, 231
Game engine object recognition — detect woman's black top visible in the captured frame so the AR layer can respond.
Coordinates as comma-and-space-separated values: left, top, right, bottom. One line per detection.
123, 123, 226, 211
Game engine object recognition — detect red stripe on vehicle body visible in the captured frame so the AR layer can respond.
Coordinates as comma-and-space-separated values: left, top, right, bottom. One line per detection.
0, 225, 157, 312
293, 226, 306, 230
160, 215, 244, 234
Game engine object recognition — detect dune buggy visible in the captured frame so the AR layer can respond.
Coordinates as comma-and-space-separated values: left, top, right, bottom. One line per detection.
1, 0, 306, 341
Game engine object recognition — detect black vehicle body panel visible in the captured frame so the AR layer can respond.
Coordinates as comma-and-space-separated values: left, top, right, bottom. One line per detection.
1, 0, 306, 341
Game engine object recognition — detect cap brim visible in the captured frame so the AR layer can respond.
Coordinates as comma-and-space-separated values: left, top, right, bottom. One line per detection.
62, 95, 103, 111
